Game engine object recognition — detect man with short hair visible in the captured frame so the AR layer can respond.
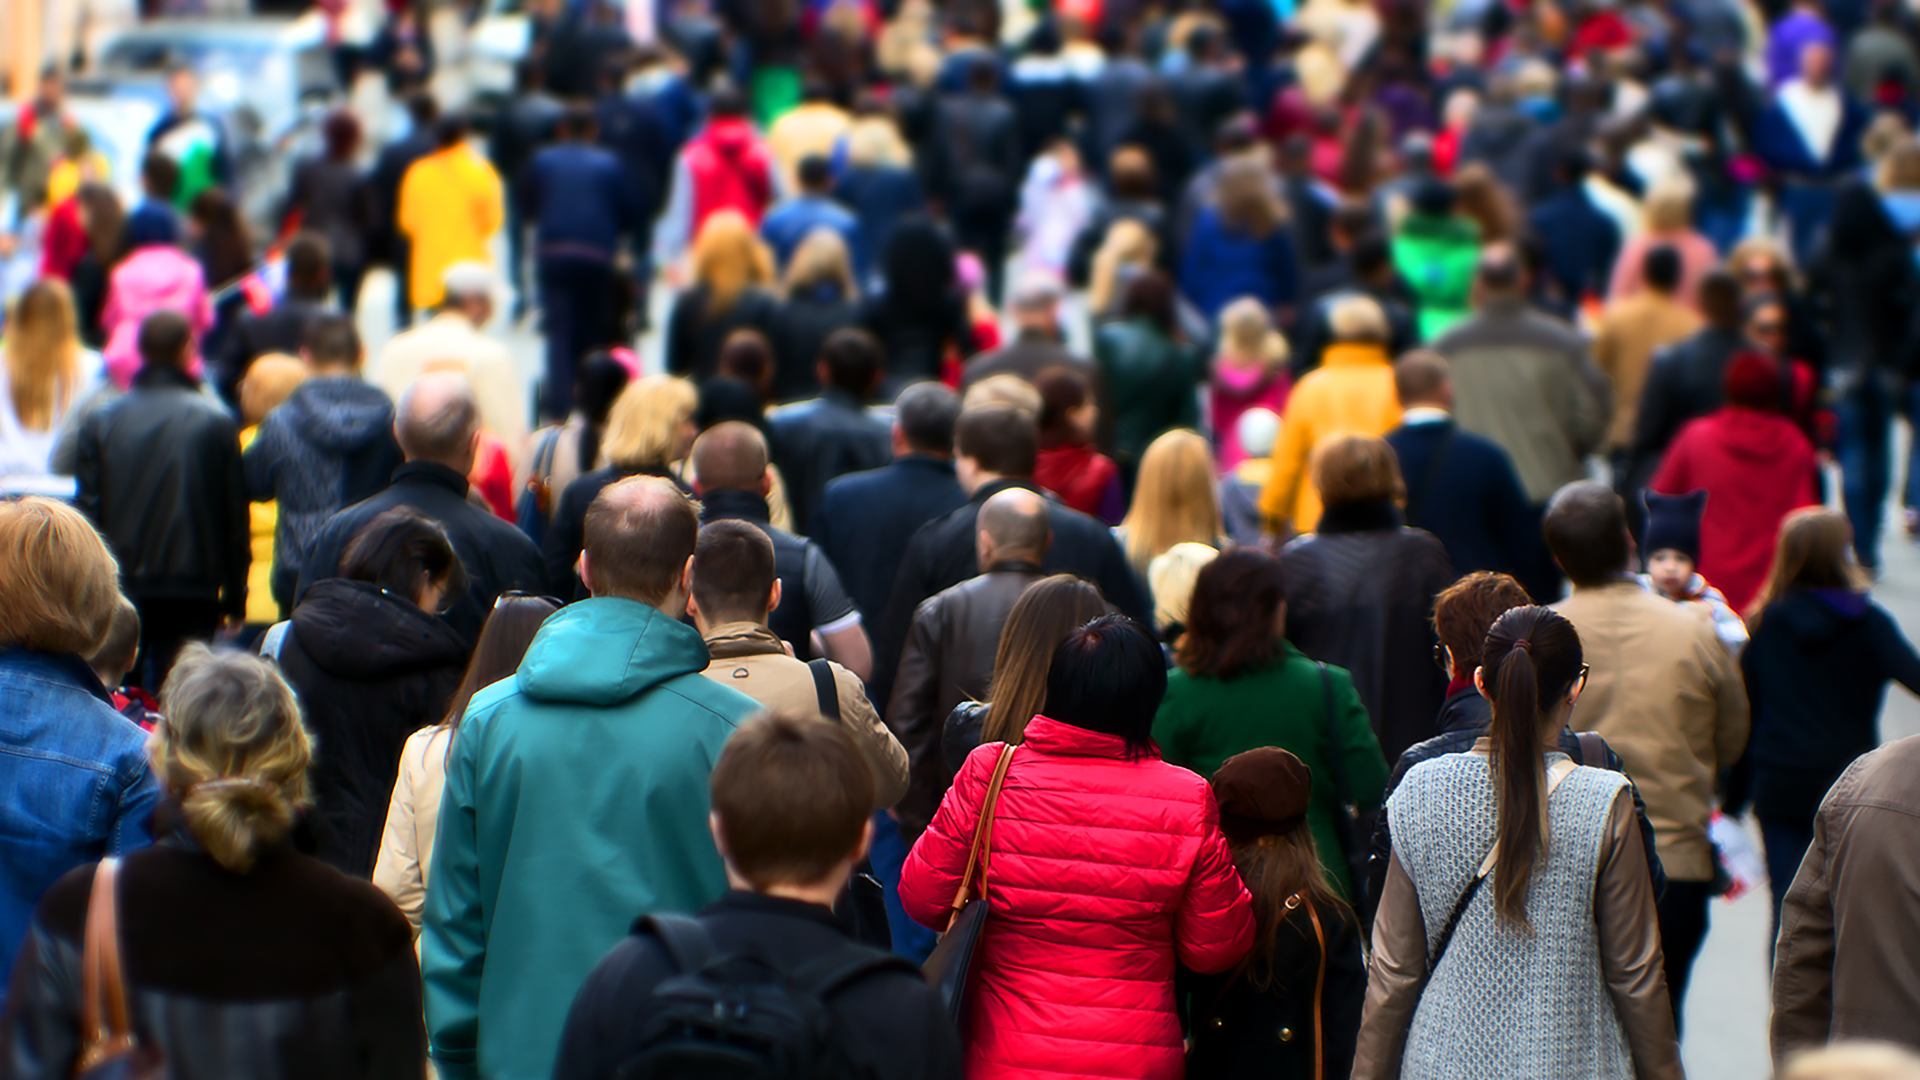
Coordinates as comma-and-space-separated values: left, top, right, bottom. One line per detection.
1547, 480, 1748, 1025
689, 520, 908, 809
1593, 245, 1704, 470
958, 273, 1087, 391
244, 315, 404, 615
551, 713, 960, 1080
143, 65, 232, 208
887, 488, 1055, 842
424, 476, 762, 1080
690, 422, 871, 677
296, 371, 543, 643
767, 328, 893, 534
216, 232, 337, 403
74, 311, 247, 688
0, 67, 78, 221
369, 261, 528, 463
758, 153, 858, 270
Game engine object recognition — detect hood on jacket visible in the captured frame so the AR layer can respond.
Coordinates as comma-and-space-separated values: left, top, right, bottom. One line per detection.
285, 377, 396, 455
701, 118, 760, 158
1701, 407, 1812, 465
517, 597, 711, 706
702, 621, 786, 660
289, 578, 469, 681
1765, 587, 1869, 648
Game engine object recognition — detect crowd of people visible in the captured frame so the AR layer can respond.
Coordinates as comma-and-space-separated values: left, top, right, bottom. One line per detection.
8, 0, 1920, 1074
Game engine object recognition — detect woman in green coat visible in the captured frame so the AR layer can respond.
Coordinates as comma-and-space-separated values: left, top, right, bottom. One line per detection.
1153, 549, 1388, 900
1389, 182, 1482, 341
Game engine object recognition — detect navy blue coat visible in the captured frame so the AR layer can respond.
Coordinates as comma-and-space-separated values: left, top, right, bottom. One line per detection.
1526, 188, 1620, 309
524, 142, 642, 261
813, 455, 967, 633
1384, 419, 1540, 582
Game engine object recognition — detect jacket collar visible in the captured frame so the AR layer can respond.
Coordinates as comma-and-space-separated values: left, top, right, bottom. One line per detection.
1436, 685, 1492, 735
1017, 714, 1150, 760
1320, 343, 1391, 369
0, 649, 113, 704
131, 364, 201, 392
895, 454, 956, 474
984, 559, 1044, 575
391, 461, 470, 497
1314, 499, 1403, 534
702, 621, 786, 659
701, 488, 773, 525
969, 477, 1040, 505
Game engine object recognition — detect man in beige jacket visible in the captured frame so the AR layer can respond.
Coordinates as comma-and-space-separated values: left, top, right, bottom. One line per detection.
690, 518, 909, 811
1546, 481, 1749, 1028
369, 261, 529, 468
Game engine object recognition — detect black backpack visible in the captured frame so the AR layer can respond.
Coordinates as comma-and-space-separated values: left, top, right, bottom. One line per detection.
617, 913, 920, 1080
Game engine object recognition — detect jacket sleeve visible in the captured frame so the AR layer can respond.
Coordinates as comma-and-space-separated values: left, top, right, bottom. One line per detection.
1335, 670, 1391, 814
216, 420, 250, 620
352, 944, 428, 1080
72, 408, 103, 526
420, 721, 486, 1080
1866, 607, 1920, 697
295, 513, 344, 607
476, 157, 505, 239
1702, 619, 1751, 774
372, 737, 428, 935
0, 922, 83, 1080
839, 666, 910, 811
1169, 796, 1256, 975
1593, 787, 1683, 1080
110, 757, 161, 857
1770, 794, 1837, 1064
885, 601, 949, 837
1352, 850, 1425, 1080
1365, 755, 1415, 925
1599, 741, 1668, 900
396, 162, 422, 241
1483, 448, 1541, 579
243, 419, 276, 503
898, 743, 999, 931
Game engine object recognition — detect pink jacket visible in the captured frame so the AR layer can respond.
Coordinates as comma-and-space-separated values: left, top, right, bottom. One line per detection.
102, 246, 212, 388
901, 717, 1255, 1080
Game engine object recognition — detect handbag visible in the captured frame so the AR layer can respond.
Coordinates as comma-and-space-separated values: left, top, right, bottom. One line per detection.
1315, 663, 1373, 911
808, 659, 892, 950
920, 742, 1019, 1029
73, 858, 163, 1080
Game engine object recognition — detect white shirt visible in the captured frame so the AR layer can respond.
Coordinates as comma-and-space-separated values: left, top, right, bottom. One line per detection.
1777, 79, 1844, 164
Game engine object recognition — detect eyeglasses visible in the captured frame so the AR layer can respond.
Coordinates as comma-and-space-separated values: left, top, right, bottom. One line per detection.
1574, 663, 1591, 696
1433, 642, 1451, 673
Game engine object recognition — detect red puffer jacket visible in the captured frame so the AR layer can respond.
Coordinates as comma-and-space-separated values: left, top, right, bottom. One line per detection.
901, 716, 1255, 1079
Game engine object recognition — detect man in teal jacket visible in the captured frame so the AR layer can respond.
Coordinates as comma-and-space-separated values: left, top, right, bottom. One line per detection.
422, 477, 762, 1080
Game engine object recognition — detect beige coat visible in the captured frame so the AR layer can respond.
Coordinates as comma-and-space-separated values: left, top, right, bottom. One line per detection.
1593, 292, 1702, 451
372, 724, 454, 936
1554, 580, 1749, 881
370, 312, 529, 468
699, 622, 910, 809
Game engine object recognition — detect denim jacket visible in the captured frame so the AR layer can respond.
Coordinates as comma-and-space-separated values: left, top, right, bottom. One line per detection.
0, 650, 159, 999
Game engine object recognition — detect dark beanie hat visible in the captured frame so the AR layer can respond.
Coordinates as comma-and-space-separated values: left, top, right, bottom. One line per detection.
1724, 350, 1783, 412
1643, 489, 1708, 564
1211, 747, 1312, 845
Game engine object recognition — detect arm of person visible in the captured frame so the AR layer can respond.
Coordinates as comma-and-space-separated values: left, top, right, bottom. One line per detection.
542, 485, 589, 597
806, 545, 871, 682
1594, 738, 1669, 900
1351, 850, 1424, 1080
1595, 785, 1684, 1080
1865, 606, 1920, 698
837, 667, 910, 811
72, 410, 103, 525
1769, 799, 1837, 1064
897, 743, 998, 930
419, 719, 487, 1080
1484, 448, 1542, 580
885, 601, 947, 834
372, 733, 431, 935
551, 939, 671, 1080
295, 514, 345, 609
1563, 341, 1614, 460
1169, 798, 1256, 974
0, 920, 85, 1079
1095, 527, 1153, 624
1703, 621, 1751, 775
217, 423, 251, 621
354, 945, 427, 1080
477, 158, 505, 239
1365, 756, 1416, 923
1627, 353, 1679, 487
110, 758, 161, 856
1335, 669, 1391, 813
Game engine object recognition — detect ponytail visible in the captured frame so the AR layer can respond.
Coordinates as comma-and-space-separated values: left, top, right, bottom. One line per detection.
1479, 607, 1584, 930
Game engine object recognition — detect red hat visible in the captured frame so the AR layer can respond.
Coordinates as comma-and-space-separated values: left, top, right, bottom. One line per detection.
1724, 351, 1783, 412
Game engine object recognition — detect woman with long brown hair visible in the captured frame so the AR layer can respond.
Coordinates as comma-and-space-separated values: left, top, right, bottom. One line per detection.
1178, 155, 1298, 322
940, 574, 1109, 772
70, 182, 126, 346
0, 278, 100, 498
664, 210, 779, 383
1354, 605, 1680, 1080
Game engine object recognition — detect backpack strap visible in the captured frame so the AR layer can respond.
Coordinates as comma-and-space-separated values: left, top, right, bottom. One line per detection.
790, 945, 923, 1002
636, 913, 713, 974
1573, 731, 1606, 768
807, 658, 841, 724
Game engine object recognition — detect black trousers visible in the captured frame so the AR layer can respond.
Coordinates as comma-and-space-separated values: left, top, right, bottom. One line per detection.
130, 598, 224, 691
537, 256, 616, 421
1657, 878, 1714, 1033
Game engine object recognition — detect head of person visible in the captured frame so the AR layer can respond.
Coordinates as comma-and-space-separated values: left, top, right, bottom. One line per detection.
1749, 507, 1868, 622
1327, 294, 1389, 350
1643, 179, 1694, 237
689, 519, 780, 631
0, 497, 120, 657
300, 313, 362, 375
1120, 270, 1179, 338
569, 351, 634, 470
440, 261, 495, 326
817, 328, 885, 401
961, 373, 1042, 415
153, 646, 315, 873
1087, 217, 1158, 312
1728, 238, 1794, 296
1109, 146, 1156, 202
1148, 541, 1219, 640
559, 103, 597, 142
35, 66, 64, 109
879, 218, 958, 314
1034, 365, 1096, 449
1472, 243, 1527, 306
137, 310, 194, 373
396, 371, 482, 473
139, 151, 181, 206
1431, 571, 1533, 681
1724, 350, 1786, 414
285, 232, 333, 298
1218, 297, 1284, 370
796, 153, 834, 196
1211, 746, 1344, 977
1236, 407, 1280, 462
1393, 349, 1453, 412
1781, 1041, 1920, 1080
975, 486, 1051, 572
440, 593, 562, 739
1043, 615, 1166, 758
339, 506, 467, 615
1800, 40, 1835, 88
188, 188, 250, 275
1742, 298, 1789, 358
690, 420, 772, 498
1641, 489, 1707, 599
1476, 605, 1587, 928
434, 113, 470, 151
1121, 429, 1221, 571
1452, 164, 1520, 243
715, 329, 776, 402
981, 575, 1109, 745
87, 594, 142, 690
783, 228, 859, 301
602, 374, 700, 470
404, 90, 441, 131
1642, 244, 1684, 298
77, 182, 127, 264
1543, 481, 1633, 588
166, 64, 197, 113
580, 475, 702, 612
322, 109, 362, 162
1698, 268, 1744, 330
1009, 273, 1064, 339
1177, 549, 1287, 679
238, 353, 310, 428
953, 402, 1038, 494
1328, 201, 1378, 254
693, 210, 775, 314
709, 712, 876, 901
1312, 433, 1405, 516
893, 381, 961, 459
4, 278, 84, 432
1216, 155, 1284, 239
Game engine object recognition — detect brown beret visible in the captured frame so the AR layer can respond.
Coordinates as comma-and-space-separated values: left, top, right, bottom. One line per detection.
1210, 746, 1312, 845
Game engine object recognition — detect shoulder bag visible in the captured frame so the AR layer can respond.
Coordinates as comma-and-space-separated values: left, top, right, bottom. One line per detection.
920, 742, 1018, 1029
74, 858, 164, 1080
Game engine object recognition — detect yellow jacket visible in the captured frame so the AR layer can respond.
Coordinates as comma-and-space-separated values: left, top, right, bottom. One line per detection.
1259, 343, 1403, 534
239, 425, 280, 625
396, 145, 503, 308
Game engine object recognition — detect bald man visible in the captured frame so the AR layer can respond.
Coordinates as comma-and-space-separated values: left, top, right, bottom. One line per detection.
885, 487, 1063, 842
688, 421, 871, 680
295, 371, 544, 643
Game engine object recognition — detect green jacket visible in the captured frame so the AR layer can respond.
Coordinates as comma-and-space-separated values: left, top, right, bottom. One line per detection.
1093, 316, 1203, 465
421, 598, 761, 1080
1390, 214, 1482, 342
1153, 644, 1389, 898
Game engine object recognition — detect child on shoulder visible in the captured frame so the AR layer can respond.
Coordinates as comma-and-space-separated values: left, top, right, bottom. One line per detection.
1639, 490, 1749, 652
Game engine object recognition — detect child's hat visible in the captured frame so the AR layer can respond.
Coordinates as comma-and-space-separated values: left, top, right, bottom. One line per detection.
1643, 489, 1708, 565
1211, 747, 1312, 845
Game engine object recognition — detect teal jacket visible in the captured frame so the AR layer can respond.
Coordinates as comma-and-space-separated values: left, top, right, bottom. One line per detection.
1152, 643, 1388, 899
421, 598, 762, 1080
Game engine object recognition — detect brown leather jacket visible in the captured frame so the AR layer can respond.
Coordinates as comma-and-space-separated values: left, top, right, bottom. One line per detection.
1772, 735, 1920, 1063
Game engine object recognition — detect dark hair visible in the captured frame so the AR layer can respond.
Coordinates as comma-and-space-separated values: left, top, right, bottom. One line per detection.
190, 188, 252, 285
1542, 481, 1632, 587
1480, 606, 1584, 928
1699, 269, 1743, 327
77, 182, 126, 266
1642, 244, 1683, 294
1121, 271, 1177, 336
1043, 615, 1166, 757
137, 310, 193, 369
710, 713, 875, 889
339, 506, 467, 607
302, 313, 361, 369
710, 83, 749, 118
141, 151, 180, 200
895, 382, 960, 454
1431, 571, 1533, 678
818, 328, 884, 396
967, 55, 1000, 92
692, 519, 777, 622
440, 593, 561, 740
984, 575, 1109, 745
1109, 148, 1156, 201
322, 110, 362, 160
560, 104, 597, 139
1178, 549, 1285, 679
797, 154, 833, 191
286, 232, 332, 293
404, 90, 440, 128
1331, 201, 1377, 242
955, 404, 1038, 476
1034, 365, 1091, 445
574, 352, 634, 472
715, 330, 775, 396
434, 114, 469, 149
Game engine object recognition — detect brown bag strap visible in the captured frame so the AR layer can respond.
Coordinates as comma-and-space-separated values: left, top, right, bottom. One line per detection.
1307, 898, 1328, 1080
77, 857, 135, 1074
946, 744, 1018, 925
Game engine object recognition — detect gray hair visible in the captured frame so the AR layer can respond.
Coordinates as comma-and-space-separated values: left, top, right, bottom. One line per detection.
397, 371, 481, 466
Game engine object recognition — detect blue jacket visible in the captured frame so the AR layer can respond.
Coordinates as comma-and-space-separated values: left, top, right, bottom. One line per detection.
1751, 94, 1871, 179
420, 598, 760, 1080
759, 194, 860, 270
523, 142, 641, 261
0, 651, 159, 1003
812, 456, 967, 632
832, 166, 925, 284
1385, 417, 1541, 580
1526, 187, 1620, 306
1177, 205, 1298, 321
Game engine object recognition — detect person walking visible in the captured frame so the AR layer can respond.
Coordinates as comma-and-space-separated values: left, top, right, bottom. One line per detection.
901, 616, 1256, 1079
369, 262, 528, 468
663, 212, 782, 384
932, 60, 1022, 304
0, 646, 423, 1078
1353, 606, 1681, 1080
0, 278, 100, 499
287, 111, 376, 312
652, 85, 778, 271
767, 230, 863, 402
1592, 246, 1704, 474
766, 328, 892, 534
99, 174, 212, 391
759, 154, 859, 269
397, 115, 505, 317
1623, 270, 1751, 517
1094, 273, 1204, 476
422, 477, 763, 1080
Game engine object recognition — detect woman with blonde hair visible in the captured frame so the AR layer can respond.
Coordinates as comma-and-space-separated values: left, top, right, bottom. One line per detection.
770, 228, 862, 400
1607, 179, 1720, 305
1119, 430, 1224, 578
833, 109, 924, 285
0, 645, 424, 1078
237, 354, 310, 626
1209, 296, 1291, 471
542, 374, 699, 597
1180, 156, 1297, 321
1, 278, 101, 497
1087, 217, 1159, 317
664, 211, 779, 383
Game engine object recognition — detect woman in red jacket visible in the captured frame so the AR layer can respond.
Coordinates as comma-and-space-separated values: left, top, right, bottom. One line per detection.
901, 616, 1256, 1080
